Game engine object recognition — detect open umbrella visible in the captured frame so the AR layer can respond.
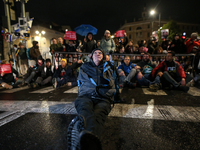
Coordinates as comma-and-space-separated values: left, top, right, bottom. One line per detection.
74, 24, 97, 36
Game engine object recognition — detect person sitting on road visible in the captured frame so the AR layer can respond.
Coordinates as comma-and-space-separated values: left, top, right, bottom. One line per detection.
117, 56, 137, 88
151, 51, 189, 92
21, 55, 44, 87
67, 48, 118, 150
135, 53, 161, 92
52, 58, 77, 88
0, 59, 19, 89
32, 59, 55, 88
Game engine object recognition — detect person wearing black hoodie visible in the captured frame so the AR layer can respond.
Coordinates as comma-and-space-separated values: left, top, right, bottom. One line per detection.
170, 34, 187, 54
32, 59, 55, 88
81, 32, 96, 53
21, 55, 44, 86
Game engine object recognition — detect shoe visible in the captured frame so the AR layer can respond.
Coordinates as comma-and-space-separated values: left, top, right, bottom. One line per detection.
186, 79, 195, 87
52, 78, 57, 89
178, 85, 189, 93
1, 82, 13, 89
149, 83, 160, 92
125, 81, 136, 88
79, 131, 102, 150
32, 83, 39, 88
67, 115, 86, 150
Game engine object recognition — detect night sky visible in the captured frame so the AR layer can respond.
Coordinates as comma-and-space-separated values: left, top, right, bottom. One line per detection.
2, 0, 200, 40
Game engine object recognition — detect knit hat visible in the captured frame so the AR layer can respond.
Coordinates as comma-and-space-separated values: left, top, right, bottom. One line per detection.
60, 58, 67, 64
37, 55, 43, 61
104, 30, 110, 35
91, 48, 106, 61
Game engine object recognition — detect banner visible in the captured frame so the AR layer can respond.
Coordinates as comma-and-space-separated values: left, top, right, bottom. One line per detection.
0, 64, 12, 76
115, 30, 125, 37
64, 31, 77, 40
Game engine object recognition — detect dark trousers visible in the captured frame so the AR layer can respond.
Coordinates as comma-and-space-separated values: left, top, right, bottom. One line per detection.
36, 76, 52, 85
25, 71, 36, 84
75, 96, 111, 138
56, 76, 77, 87
162, 71, 181, 88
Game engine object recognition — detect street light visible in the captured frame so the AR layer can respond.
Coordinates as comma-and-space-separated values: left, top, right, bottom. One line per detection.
41, 31, 45, 35
150, 10, 161, 32
35, 30, 39, 34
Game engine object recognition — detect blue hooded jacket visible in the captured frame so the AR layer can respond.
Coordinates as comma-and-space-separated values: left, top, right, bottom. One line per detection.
117, 60, 136, 76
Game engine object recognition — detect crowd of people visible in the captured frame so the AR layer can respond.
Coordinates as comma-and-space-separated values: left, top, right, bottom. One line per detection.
1, 29, 200, 150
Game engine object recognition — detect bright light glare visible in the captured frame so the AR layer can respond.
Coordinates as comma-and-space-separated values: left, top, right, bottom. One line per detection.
111, 35, 114, 38
35, 36, 40, 41
41, 31, 46, 35
150, 10, 155, 15
35, 31, 39, 34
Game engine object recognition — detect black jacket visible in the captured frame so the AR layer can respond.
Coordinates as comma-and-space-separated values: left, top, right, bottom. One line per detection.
170, 39, 187, 54
82, 40, 96, 53
53, 65, 72, 79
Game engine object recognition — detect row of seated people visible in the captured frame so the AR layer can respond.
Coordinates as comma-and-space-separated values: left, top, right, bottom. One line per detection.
1, 51, 199, 93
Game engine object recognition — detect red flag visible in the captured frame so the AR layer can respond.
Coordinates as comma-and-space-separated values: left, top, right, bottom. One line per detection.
115, 30, 125, 37
0, 64, 12, 76
64, 31, 77, 40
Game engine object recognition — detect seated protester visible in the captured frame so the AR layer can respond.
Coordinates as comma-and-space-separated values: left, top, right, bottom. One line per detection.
135, 53, 161, 91
151, 51, 189, 92
0, 60, 19, 89
21, 56, 44, 86
117, 56, 137, 88
67, 49, 118, 149
52, 59, 77, 88
32, 59, 55, 88
187, 46, 200, 86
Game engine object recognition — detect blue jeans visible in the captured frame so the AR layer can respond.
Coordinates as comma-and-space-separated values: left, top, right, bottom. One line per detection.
136, 73, 160, 86
118, 68, 137, 84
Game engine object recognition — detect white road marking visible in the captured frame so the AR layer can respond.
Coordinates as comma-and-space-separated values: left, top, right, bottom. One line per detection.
142, 99, 154, 118
64, 86, 78, 93
142, 88, 167, 95
30, 86, 55, 93
0, 86, 29, 93
188, 87, 200, 96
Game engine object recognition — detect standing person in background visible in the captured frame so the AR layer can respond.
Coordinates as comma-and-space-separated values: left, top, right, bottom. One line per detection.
15, 43, 28, 75
170, 34, 186, 54
147, 37, 158, 54
81, 32, 96, 53
119, 32, 128, 48
185, 32, 200, 54
99, 30, 116, 54
29, 41, 41, 62
125, 40, 134, 54
50, 38, 62, 54
58, 37, 65, 52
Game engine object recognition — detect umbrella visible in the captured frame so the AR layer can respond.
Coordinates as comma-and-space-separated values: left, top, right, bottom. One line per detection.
74, 24, 97, 36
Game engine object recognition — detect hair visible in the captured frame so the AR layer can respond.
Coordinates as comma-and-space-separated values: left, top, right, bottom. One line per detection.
18, 42, 23, 46
13, 44, 17, 47
167, 51, 175, 56
119, 45, 125, 50
155, 46, 163, 54
191, 32, 198, 37
0, 60, 7, 64
143, 52, 151, 57
58, 37, 63, 40
124, 55, 130, 59
9, 59, 14, 62
52, 38, 57, 40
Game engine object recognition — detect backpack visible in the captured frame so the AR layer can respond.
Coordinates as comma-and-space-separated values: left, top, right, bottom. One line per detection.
26, 48, 31, 60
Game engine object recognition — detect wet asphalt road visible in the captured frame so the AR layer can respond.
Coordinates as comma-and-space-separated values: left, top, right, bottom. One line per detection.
0, 85, 200, 150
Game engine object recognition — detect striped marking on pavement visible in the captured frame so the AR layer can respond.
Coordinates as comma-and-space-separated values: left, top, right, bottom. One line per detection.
64, 86, 78, 93
30, 86, 55, 93
188, 87, 200, 96
0, 86, 29, 93
142, 88, 167, 95
1, 100, 200, 126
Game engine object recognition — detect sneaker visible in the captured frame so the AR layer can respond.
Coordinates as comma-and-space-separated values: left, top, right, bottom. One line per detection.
186, 79, 195, 87
67, 115, 86, 150
149, 83, 160, 92
1, 82, 13, 89
178, 85, 189, 93
52, 78, 57, 89
79, 131, 102, 150
125, 81, 136, 88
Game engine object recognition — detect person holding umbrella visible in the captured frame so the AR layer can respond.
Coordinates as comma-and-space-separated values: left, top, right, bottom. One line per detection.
99, 30, 116, 54
81, 32, 97, 53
